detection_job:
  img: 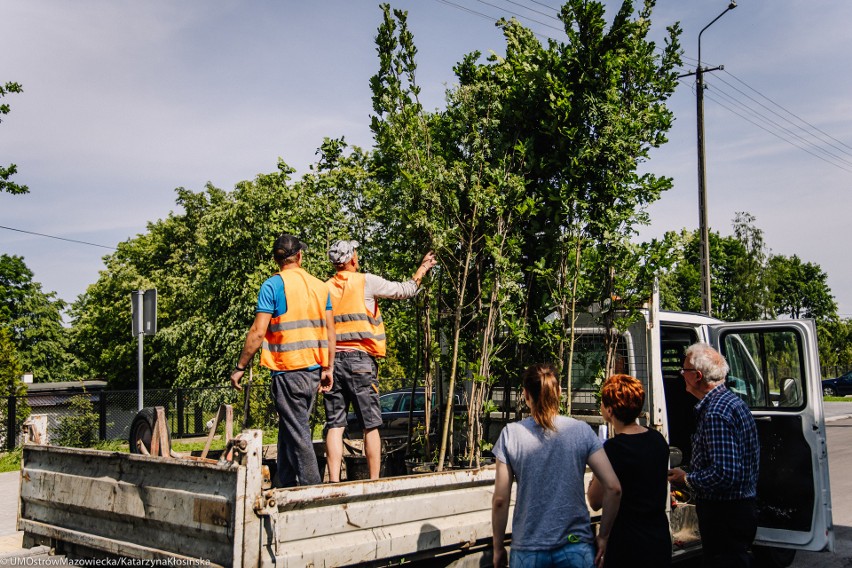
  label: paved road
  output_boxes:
[823,400,852,422]
[0,471,18,538]
[0,470,28,557]
[790,414,852,567]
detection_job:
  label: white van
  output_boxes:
[553,286,834,566]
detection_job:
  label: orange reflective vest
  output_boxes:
[260,268,330,371]
[326,271,386,358]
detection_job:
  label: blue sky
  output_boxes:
[2,1,851,318]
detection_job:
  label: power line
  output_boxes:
[712,74,852,164]
[676,61,852,177]
[524,0,561,11]
[434,0,496,23]
[707,82,852,169]
[432,0,560,41]
[438,0,852,177]
[699,86,852,176]
[501,0,563,23]
[472,0,565,33]
[0,224,118,250]
[681,53,700,66]
[723,70,852,155]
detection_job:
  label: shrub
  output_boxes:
[53,394,99,447]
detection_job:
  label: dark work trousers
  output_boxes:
[271,368,321,487]
[696,498,757,568]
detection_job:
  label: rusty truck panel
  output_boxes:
[18,436,256,567]
[17,430,509,567]
[257,468,502,567]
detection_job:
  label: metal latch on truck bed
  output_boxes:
[253,491,278,516]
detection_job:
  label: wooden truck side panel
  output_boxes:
[259,468,503,567]
[18,430,511,567]
[18,442,248,567]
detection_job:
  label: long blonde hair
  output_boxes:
[523,363,560,431]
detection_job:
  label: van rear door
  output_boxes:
[707,320,833,552]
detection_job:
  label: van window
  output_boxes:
[569,332,630,415]
[399,392,427,412]
[430,394,461,408]
[380,392,402,413]
[660,328,697,383]
[720,329,805,409]
[413,393,426,411]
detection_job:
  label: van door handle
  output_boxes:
[753,416,772,422]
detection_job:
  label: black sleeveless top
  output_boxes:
[602,428,672,568]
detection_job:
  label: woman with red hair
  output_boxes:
[587,374,671,567]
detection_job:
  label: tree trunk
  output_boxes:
[565,234,583,417]
[423,298,433,459]
[437,207,477,471]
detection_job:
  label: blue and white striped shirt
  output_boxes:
[687,384,759,501]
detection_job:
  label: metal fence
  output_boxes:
[4,360,850,452]
[823,366,851,380]
[2,381,277,451]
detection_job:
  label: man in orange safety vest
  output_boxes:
[231,234,335,487]
[324,240,436,480]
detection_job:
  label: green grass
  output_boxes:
[168,428,280,453]
[95,440,130,452]
[0,448,22,473]
[0,427,287,473]
[170,438,227,453]
[824,395,851,402]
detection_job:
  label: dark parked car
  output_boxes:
[346,386,467,437]
[822,371,852,396]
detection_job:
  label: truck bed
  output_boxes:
[18,431,508,567]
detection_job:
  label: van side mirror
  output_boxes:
[669,446,683,468]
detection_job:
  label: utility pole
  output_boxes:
[682,2,737,317]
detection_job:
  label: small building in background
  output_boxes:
[13,381,108,446]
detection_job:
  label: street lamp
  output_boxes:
[696,1,736,317]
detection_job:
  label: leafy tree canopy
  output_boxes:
[69,153,363,389]
[659,212,837,324]
[0,254,70,381]
[819,318,852,373]
[1,81,28,195]
[766,254,836,321]
[0,327,26,398]
[0,326,31,431]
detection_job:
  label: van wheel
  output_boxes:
[129,407,171,454]
[752,545,795,568]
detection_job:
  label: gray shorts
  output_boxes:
[324,350,381,430]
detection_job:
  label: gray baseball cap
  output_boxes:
[328,240,359,265]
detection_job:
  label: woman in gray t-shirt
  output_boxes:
[492,364,622,568]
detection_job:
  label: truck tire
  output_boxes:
[129,407,171,454]
[752,545,796,568]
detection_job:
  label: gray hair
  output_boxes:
[685,342,729,385]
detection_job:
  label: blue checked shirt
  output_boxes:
[687,384,759,500]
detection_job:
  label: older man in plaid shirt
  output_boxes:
[668,342,760,568]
